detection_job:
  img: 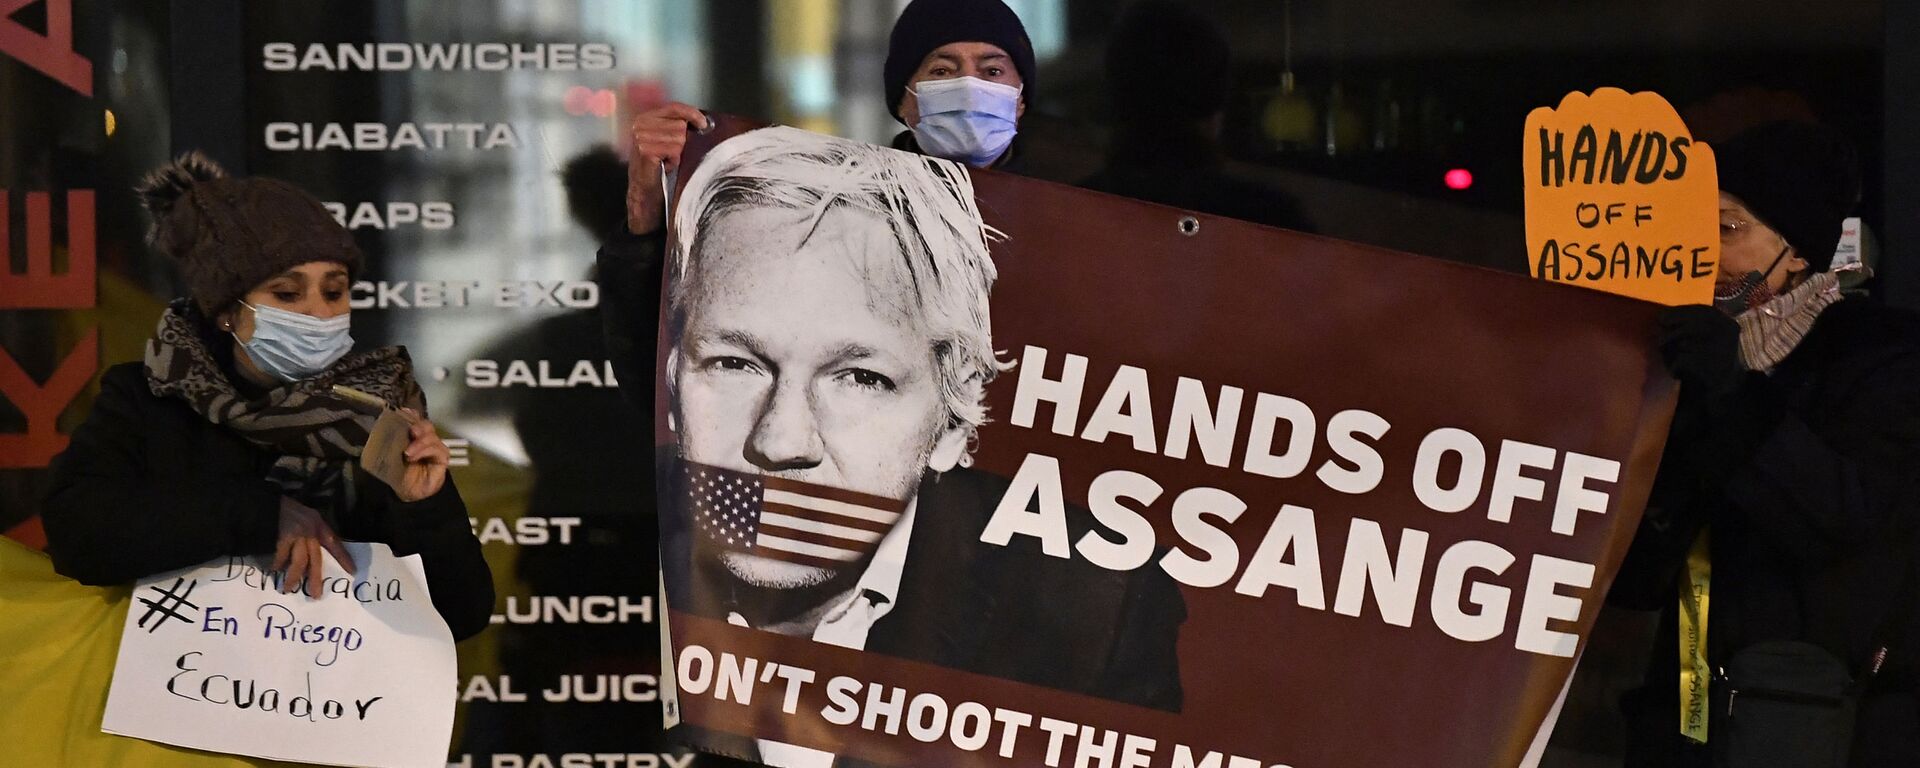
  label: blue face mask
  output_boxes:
[234,302,353,382]
[909,76,1021,168]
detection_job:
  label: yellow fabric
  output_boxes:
[1679,529,1712,743]
[0,538,293,767]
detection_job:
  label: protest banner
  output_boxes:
[102,543,457,768]
[640,118,1678,768]
[1524,87,1720,306]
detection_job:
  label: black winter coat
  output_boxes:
[42,362,495,641]
[1611,298,1920,766]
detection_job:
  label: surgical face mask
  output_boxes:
[1713,244,1791,316]
[909,76,1021,168]
[234,302,353,382]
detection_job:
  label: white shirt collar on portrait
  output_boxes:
[727,498,920,768]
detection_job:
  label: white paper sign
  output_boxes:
[102,543,456,768]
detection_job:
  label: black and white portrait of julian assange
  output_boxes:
[655,126,1183,765]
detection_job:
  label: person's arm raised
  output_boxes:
[600,102,709,410]
[624,102,712,236]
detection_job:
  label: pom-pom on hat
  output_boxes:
[136,151,361,315]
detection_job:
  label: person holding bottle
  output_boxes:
[40,152,493,641]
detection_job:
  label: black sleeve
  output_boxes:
[1605,382,1726,611]
[41,365,281,586]
[1611,342,1920,609]
[344,473,495,642]
[597,226,667,412]
[1725,351,1920,563]
[1606,492,1706,611]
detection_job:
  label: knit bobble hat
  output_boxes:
[884,0,1036,124]
[1715,121,1861,273]
[136,151,361,316]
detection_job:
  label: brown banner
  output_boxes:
[651,116,1675,768]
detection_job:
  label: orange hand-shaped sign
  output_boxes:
[1524,88,1719,306]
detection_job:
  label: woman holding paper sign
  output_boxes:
[40,152,493,642]
[1613,122,1920,766]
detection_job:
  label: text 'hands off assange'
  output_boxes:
[980,346,1626,659]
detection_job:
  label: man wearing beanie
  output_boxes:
[1607,121,1920,766]
[601,0,1039,411]
[879,0,1034,170]
[599,0,1041,508]
[616,0,1034,242]
[593,7,1155,766]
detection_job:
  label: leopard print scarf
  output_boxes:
[143,299,423,513]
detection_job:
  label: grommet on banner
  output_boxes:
[696,111,717,135]
[1178,216,1200,236]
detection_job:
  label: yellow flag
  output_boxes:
[0,538,293,767]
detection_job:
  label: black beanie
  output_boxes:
[884,0,1036,124]
[136,152,362,316]
[1715,121,1860,273]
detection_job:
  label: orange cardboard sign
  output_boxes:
[1524,88,1719,306]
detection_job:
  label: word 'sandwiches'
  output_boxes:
[650,120,1675,768]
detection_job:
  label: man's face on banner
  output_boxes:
[674,204,969,588]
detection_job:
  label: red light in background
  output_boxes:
[589,89,616,117]
[563,86,593,116]
[624,80,668,113]
[1444,168,1474,190]
[564,86,618,117]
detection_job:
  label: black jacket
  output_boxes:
[42,362,495,641]
[1611,298,1920,766]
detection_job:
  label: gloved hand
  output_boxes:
[1656,304,1784,490]
[1658,304,1745,400]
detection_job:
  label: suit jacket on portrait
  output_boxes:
[602,233,1185,765]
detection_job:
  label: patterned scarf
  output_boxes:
[143,299,422,513]
[1736,271,1844,373]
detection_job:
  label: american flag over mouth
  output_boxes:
[679,460,908,570]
